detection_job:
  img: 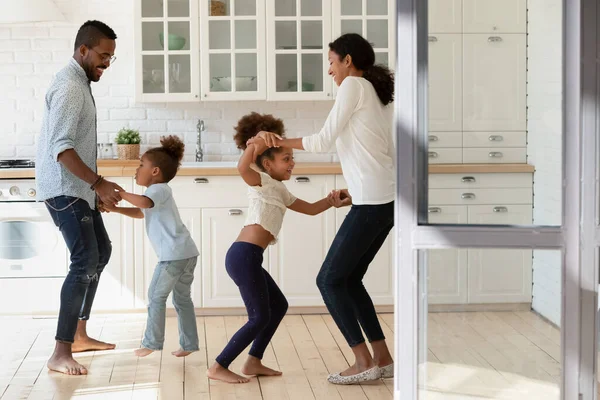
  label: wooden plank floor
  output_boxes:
[0,312,567,400]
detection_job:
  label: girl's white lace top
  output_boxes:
[244,172,297,245]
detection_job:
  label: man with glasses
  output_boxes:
[36,20,122,376]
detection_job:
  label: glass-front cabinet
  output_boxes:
[266,0,332,100]
[136,0,200,101]
[200,0,266,100]
[135,0,395,102]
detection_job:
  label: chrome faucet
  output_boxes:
[196,119,204,162]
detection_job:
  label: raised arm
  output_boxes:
[237,140,269,187]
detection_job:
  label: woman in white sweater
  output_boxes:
[251,33,395,385]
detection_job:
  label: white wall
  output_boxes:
[527,0,563,326]
[0,0,335,162]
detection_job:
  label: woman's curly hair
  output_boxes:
[233,112,286,171]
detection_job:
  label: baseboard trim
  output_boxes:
[428,303,531,312]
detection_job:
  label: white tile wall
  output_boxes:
[0,0,335,162]
[527,0,563,326]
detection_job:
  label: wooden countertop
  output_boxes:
[0,161,535,179]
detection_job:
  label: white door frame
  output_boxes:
[393,0,599,399]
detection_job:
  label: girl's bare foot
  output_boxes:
[134,347,154,357]
[47,354,88,376]
[241,356,282,377]
[171,349,195,357]
[207,362,250,383]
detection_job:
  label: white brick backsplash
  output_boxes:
[528,0,562,326]
[98,120,130,134]
[32,39,70,51]
[0,53,13,63]
[147,108,184,120]
[11,27,49,39]
[110,109,146,120]
[17,121,42,134]
[167,120,200,132]
[16,146,36,158]
[0,146,16,157]
[0,40,31,50]
[129,120,168,133]
[110,85,134,97]
[95,97,129,109]
[16,75,53,89]
[15,52,53,63]
[52,51,73,61]
[0,63,33,75]
[0,28,9,39]
[16,134,35,146]
[0,122,15,134]
[0,76,16,87]
[184,108,222,120]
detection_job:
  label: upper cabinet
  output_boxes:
[462,0,526,33]
[135,0,396,102]
[135,0,200,102]
[200,0,266,100]
[266,0,332,101]
[429,0,462,33]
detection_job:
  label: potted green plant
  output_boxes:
[115,128,141,160]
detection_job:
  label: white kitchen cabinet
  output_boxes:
[200,0,267,100]
[428,148,463,164]
[467,204,533,303]
[94,177,136,311]
[201,207,254,308]
[428,34,462,132]
[428,132,462,148]
[427,205,468,304]
[429,0,462,33]
[334,175,394,305]
[332,0,395,69]
[269,175,336,306]
[135,0,200,102]
[266,0,333,100]
[463,34,526,131]
[463,0,527,33]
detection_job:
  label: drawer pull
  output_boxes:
[194,178,209,184]
[488,36,503,42]
[295,177,310,183]
[228,209,243,216]
[461,176,476,183]
[461,193,476,200]
[428,36,438,42]
[488,151,503,158]
[428,135,439,142]
[493,206,508,213]
[428,207,442,213]
[428,151,438,158]
[488,135,504,142]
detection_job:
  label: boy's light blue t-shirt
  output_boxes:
[142,183,199,262]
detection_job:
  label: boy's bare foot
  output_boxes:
[72,336,116,353]
[207,362,250,383]
[47,354,87,376]
[241,356,282,377]
[171,349,194,357]
[134,347,154,357]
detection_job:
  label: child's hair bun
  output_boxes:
[160,135,185,162]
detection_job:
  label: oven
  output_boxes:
[0,168,68,278]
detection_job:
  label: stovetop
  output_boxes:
[0,159,35,169]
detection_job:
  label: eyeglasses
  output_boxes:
[89,47,117,65]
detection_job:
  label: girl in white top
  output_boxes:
[206,112,349,384]
[252,33,395,385]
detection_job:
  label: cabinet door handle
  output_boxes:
[295,177,310,183]
[488,152,503,158]
[194,178,209,184]
[428,36,438,42]
[461,176,476,183]
[493,206,508,213]
[428,151,438,158]
[428,207,442,213]
[461,193,476,199]
[488,135,504,142]
[228,209,243,216]
[488,36,503,42]
[428,135,439,142]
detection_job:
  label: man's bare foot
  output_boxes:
[134,348,154,357]
[72,336,116,353]
[47,354,88,376]
[171,349,195,357]
[207,362,250,383]
[241,356,282,377]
